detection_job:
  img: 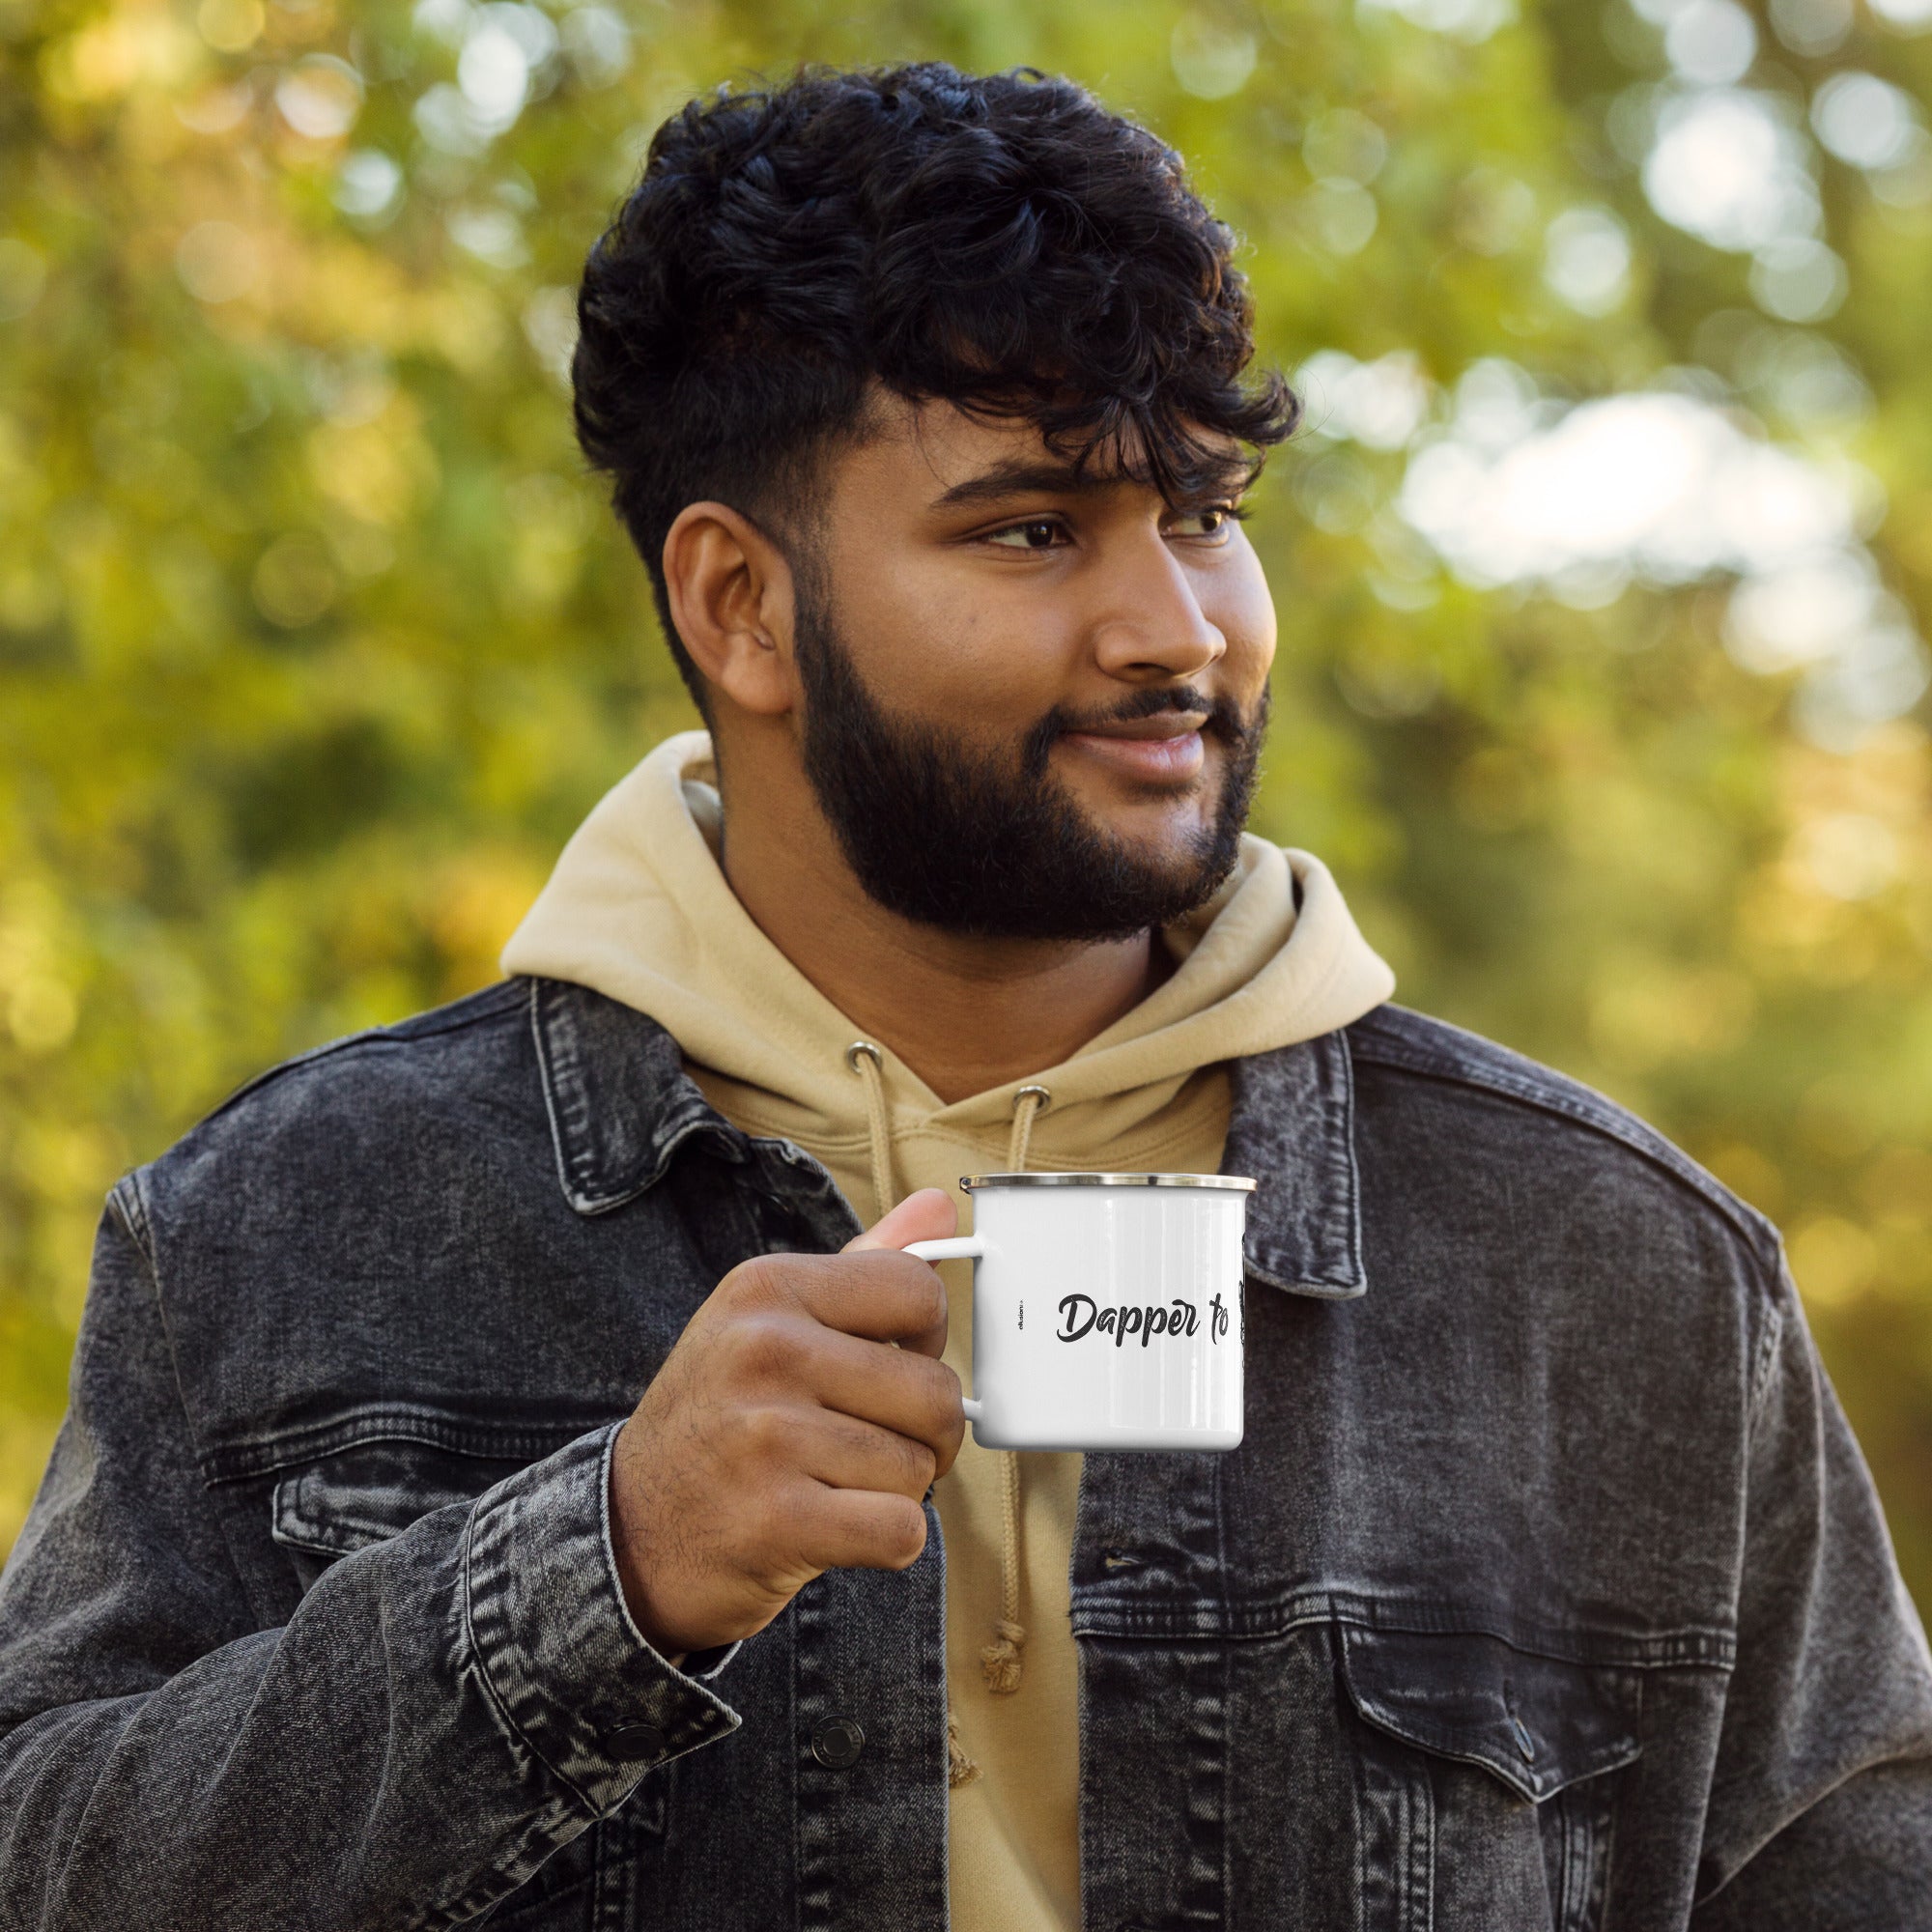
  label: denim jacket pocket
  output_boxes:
[1337,1624,1640,1932]
[270,1437,526,1562]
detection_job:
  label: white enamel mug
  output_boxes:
[905,1172,1256,1452]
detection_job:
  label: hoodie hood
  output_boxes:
[501,729,1395,1197]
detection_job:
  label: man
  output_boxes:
[2,60,1928,1932]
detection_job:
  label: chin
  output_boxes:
[1064,758,1211,815]
[1094,793,1218,850]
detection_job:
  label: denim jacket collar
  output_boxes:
[526,974,1367,1301]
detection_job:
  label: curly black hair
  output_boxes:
[572,62,1297,703]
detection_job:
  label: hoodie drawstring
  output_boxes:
[844,1040,895,1221]
[843,1046,1050,1782]
[979,1083,1049,1695]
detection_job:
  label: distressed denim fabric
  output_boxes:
[2,975,1929,1930]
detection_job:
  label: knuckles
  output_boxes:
[880,1496,929,1568]
[908,1356,966,1448]
[718,1251,807,1310]
[722,1309,809,1385]
[880,1252,949,1331]
[723,1401,799,1465]
[890,1432,938,1496]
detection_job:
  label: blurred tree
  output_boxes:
[2,0,1929,1607]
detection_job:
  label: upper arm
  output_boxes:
[1693,1244,1932,1905]
[1691,1757,1932,1928]
[0,1183,253,1730]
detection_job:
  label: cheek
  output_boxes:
[1204,556,1276,679]
[833,554,1085,704]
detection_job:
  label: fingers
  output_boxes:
[715,1308,963,1475]
[844,1186,955,1254]
[802,1329,965,1475]
[790,1407,941,1500]
[770,1249,950,1356]
[792,1483,930,1574]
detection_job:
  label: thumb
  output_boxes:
[844,1186,957,1254]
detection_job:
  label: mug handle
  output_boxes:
[904,1236,986,1424]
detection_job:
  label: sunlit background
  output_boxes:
[4,0,1931,1609]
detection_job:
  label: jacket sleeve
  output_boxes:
[1689,1243,1932,1923]
[0,1187,740,1932]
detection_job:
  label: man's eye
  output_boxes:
[1171,507,1236,540]
[985,519,1065,550]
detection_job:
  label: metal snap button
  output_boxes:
[1510,1716,1536,1761]
[810,1715,865,1769]
[602,1720,667,1763]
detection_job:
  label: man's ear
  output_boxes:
[661,501,800,717]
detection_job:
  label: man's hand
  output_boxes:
[608,1188,965,1659]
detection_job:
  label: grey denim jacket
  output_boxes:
[3,975,1930,1931]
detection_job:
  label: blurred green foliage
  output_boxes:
[4,0,1931,1616]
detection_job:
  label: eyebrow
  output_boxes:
[929,460,1102,509]
[929,457,1252,511]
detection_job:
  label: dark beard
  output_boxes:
[791,589,1268,941]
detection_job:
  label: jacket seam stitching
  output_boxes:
[1745,1284,1789,1434]
[112,1169,217,1475]
[197,981,525,1131]
[1348,1030,1781,1284]
[527,975,592,1209]
[1070,1598,1738,1666]
[106,1168,260,1622]
[199,1407,619,1485]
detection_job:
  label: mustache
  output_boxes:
[1026,685,1265,768]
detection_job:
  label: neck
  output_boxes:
[715,738,1167,1105]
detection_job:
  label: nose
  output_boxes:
[1087,531,1226,685]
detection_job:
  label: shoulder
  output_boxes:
[121,980,541,1236]
[202,977,531,1133]
[1344,1002,1783,1288]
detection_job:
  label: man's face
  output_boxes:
[786,398,1278,940]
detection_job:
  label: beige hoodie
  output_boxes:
[502,730,1393,1931]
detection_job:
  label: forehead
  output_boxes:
[836,389,1250,504]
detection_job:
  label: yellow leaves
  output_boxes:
[1587,954,1757,1074]
[0,1413,63,1561]
[0,241,46,325]
[1728,721,1932,984]
[1782,718,1932,835]
[176,217,264,303]
[41,0,198,104]
[1892,494,1932,582]
[427,848,546,996]
[502,469,590,611]
[1861,1145,1932,1230]
[272,53,363,143]
[173,75,255,135]
[0,557,60,634]
[0,881,79,1058]
[421,280,510,375]
[15,1119,128,1208]
[287,234,411,342]
[1451,745,1539,831]
[308,391,440,526]
[1786,810,1903,901]
[196,0,263,54]
[1703,1142,1784,1219]
[1790,1215,1881,1310]
[6,978,76,1056]
[251,532,338,628]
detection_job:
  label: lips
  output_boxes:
[1060,723,1207,781]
